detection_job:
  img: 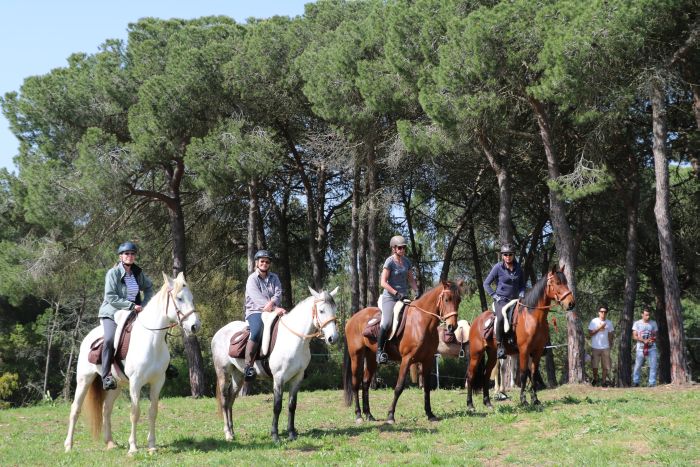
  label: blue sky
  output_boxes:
[0,0,311,173]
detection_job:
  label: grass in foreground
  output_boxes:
[0,384,698,465]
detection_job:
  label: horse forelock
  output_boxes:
[321,290,335,306]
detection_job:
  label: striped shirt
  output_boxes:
[124,273,139,303]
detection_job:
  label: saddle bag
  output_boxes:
[362,313,382,340]
[229,327,250,359]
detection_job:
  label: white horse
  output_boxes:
[64,272,200,454]
[211,287,339,442]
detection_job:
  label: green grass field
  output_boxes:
[1,384,698,465]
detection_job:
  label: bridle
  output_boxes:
[280,298,337,340]
[517,273,572,311]
[137,287,196,332]
[410,288,459,326]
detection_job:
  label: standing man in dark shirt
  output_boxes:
[483,243,526,359]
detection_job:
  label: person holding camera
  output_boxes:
[632,306,658,387]
[376,235,418,364]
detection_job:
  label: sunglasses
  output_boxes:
[395,245,407,250]
[503,253,514,257]
[121,252,136,256]
[258,259,271,264]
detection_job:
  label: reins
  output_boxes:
[409,289,458,324]
[516,273,572,312]
[136,287,195,332]
[279,298,337,340]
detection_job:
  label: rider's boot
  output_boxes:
[376,327,389,364]
[495,318,506,360]
[243,339,260,381]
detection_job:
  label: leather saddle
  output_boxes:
[362,299,409,342]
[228,314,281,361]
[87,309,137,376]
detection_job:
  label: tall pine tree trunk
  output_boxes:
[468,218,488,311]
[650,78,691,384]
[617,158,640,387]
[366,145,379,306]
[529,96,584,384]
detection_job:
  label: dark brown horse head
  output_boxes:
[547,264,575,310]
[438,280,462,332]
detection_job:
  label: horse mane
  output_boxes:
[521,271,567,311]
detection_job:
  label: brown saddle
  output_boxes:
[482,306,521,343]
[362,306,409,342]
[228,316,281,375]
[87,311,138,373]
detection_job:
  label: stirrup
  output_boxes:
[496,344,506,360]
[244,364,256,381]
[376,351,388,364]
[102,375,117,391]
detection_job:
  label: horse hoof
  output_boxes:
[272,434,280,444]
[386,418,395,425]
[467,406,475,413]
[367,414,376,422]
[128,449,137,457]
[148,447,157,455]
[225,433,234,441]
[288,431,298,441]
[485,403,493,410]
[533,399,541,406]
[64,445,72,453]
[428,416,439,422]
[106,441,117,450]
[355,417,363,425]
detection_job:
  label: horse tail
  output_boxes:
[342,335,354,407]
[83,377,105,439]
[215,379,223,416]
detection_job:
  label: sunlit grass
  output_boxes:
[0,384,697,465]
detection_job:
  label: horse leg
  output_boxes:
[420,359,438,422]
[349,350,364,423]
[518,351,529,406]
[64,372,95,452]
[102,386,120,450]
[530,353,543,406]
[127,384,142,455]
[466,351,480,412]
[146,376,165,453]
[483,350,498,409]
[386,356,412,424]
[215,364,236,441]
[286,372,305,441]
[271,378,284,443]
[362,353,377,421]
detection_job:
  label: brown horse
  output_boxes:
[467,265,575,409]
[344,281,462,423]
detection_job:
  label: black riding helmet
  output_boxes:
[500,243,515,254]
[118,241,138,254]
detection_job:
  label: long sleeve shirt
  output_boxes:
[483,261,526,301]
[244,270,282,318]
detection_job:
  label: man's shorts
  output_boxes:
[591,348,611,371]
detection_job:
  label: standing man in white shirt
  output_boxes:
[588,303,615,387]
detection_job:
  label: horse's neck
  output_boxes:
[136,290,171,331]
[284,298,315,338]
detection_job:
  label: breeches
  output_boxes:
[379,295,399,330]
[100,317,117,378]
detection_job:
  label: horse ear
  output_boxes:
[329,286,339,297]
[308,286,320,298]
[550,263,557,274]
[162,272,173,289]
[560,264,566,274]
[176,271,186,284]
[456,279,466,294]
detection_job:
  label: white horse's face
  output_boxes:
[310,286,340,345]
[164,272,201,336]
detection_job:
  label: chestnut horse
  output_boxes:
[467,266,574,408]
[344,281,461,424]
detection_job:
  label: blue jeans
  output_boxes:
[246,312,263,344]
[633,347,658,386]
